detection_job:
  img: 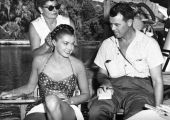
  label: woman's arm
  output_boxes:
[67,59,90,105]
[29,23,50,57]
[0,56,40,98]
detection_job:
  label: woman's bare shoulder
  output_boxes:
[70,56,85,69]
[33,53,52,66]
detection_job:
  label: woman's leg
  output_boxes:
[45,95,76,120]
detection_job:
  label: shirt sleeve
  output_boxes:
[94,42,107,70]
[146,38,164,69]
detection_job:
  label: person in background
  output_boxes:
[126,104,170,120]
[29,0,75,56]
[88,2,164,120]
[163,0,170,50]
[161,0,170,72]
[0,24,90,120]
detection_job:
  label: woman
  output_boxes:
[29,0,75,56]
[0,24,90,120]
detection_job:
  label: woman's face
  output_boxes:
[40,0,60,19]
[54,34,75,58]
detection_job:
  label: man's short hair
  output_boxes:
[109,2,135,21]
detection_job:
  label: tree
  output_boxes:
[0,0,38,39]
[0,0,105,42]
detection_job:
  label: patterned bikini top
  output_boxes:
[38,54,78,101]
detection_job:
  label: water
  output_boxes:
[0,45,33,92]
[0,45,98,93]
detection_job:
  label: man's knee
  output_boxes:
[89,106,114,120]
[89,104,103,117]
[88,99,117,120]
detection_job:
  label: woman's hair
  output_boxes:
[109,2,135,21]
[35,0,55,8]
[51,24,74,41]
[34,0,57,13]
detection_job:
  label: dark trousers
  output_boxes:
[88,76,155,120]
[24,113,48,120]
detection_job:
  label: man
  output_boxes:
[88,2,164,120]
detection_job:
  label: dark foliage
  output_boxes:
[0,0,105,42]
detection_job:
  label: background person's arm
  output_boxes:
[69,18,78,46]
[29,23,50,57]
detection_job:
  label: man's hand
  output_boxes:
[97,85,114,100]
[98,86,113,93]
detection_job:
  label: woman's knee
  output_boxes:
[45,95,60,112]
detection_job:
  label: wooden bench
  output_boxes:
[0,97,37,120]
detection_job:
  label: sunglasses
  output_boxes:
[43,4,61,11]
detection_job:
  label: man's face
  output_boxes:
[109,13,130,39]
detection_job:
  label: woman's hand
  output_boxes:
[46,90,67,100]
[45,33,54,51]
[0,91,15,99]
